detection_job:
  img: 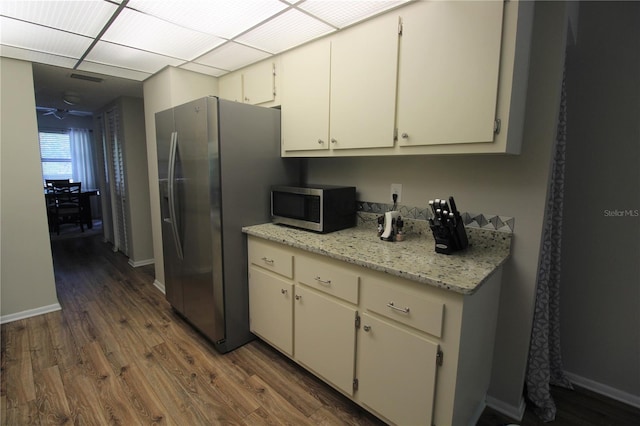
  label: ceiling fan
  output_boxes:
[36,106,92,120]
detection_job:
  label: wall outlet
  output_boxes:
[391,183,402,203]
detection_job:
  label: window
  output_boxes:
[39,130,72,180]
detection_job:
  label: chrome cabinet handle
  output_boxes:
[281,289,287,295]
[363,325,371,332]
[261,257,274,265]
[401,133,409,139]
[314,276,331,286]
[295,295,302,300]
[318,139,324,144]
[387,302,410,314]
[331,138,337,144]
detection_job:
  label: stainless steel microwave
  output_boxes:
[271,185,356,233]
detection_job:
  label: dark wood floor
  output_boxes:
[2,232,639,425]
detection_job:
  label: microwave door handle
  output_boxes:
[167,131,184,260]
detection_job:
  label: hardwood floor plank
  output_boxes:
[59,367,112,426]
[132,346,213,425]
[248,340,384,426]
[2,320,36,407]
[245,374,314,426]
[117,362,172,425]
[82,300,131,373]
[149,342,247,425]
[209,373,261,420]
[231,342,322,417]
[28,313,58,372]
[33,365,72,425]
[4,400,41,425]
[44,311,82,373]
[80,341,142,425]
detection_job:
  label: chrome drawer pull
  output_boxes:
[314,276,332,285]
[387,302,410,314]
[281,289,287,295]
[261,257,274,265]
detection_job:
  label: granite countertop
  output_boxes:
[243,216,512,295]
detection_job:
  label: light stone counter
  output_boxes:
[243,216,512,295]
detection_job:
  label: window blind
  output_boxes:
[39,131,72,180]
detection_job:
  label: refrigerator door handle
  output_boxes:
[167,131,184,260]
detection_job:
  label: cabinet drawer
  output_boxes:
[364,278,444,337]
[296,255,359,304]
[248,237,293,279]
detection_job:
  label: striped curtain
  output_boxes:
[525,71,573,421]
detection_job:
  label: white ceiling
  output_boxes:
[1,0,411,113]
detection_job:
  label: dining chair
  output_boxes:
[45,179,70,191]
[49,182,84,235]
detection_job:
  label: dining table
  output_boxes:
[45,188,100,229]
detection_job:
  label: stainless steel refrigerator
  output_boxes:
[156,96,299,353]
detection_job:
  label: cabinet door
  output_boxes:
[330,13,399,150]
[294,286,357,395]
[397,1,504,147]
[248,266,293,355]
[358,313,438,426]
[219,73,242,102]
[243,61,275,105]
[281,40,331,152]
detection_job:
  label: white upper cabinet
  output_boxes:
[281,13,399,154]
[218,60,277,106]
[280,0,533,157]
[218,72,242,103]
[396,1,504,147]
[329,12,399,150]
[281,39,331,152]
[243,61,275,105]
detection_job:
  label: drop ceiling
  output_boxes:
[1,0,411,82]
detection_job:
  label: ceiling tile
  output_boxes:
[236,8,334,54]
[194,42,271,72]
[179,62,228,78]
[126,0,289,39]
[0,0,117,37]
[76,61,152,82]
[85,41,183,75]
[0,17,92,58]
[0,45,77,69]
[299,0,410,28]
[101,8,225,60]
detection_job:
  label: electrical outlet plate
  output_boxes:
[391,183,402,203]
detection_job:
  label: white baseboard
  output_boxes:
[0,302,62,324]
[128,258,155,268]
[486,394,526,422]
[565,371,640,409]
[153,279,165,294]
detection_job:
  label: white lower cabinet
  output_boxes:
[294,286,357,395]
[358,313,439,426]
[248,266,293,356]
[247,235,502,426]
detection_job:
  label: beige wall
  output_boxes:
[305,2,568,416]
[0,58,60,321]
[142,67,217,289]
[561,1,640,403]
[119,96,154,265]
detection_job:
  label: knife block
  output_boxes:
[429,220,468,255]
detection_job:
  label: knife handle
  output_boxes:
[449,196,459,215]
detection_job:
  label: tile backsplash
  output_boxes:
[357,201,515,233]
